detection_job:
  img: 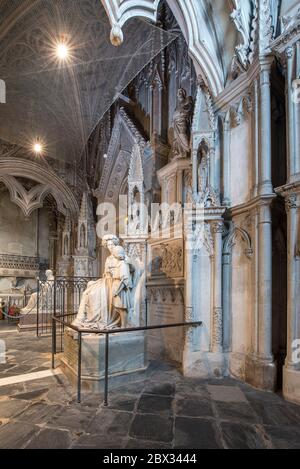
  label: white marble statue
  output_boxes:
[20,269,54,315]
[72,235,135,330]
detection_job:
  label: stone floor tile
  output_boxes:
[0,421,39,449]
[87,408,133,436]
[0,398,30,419]
[220,422,267,449]
[249,402,300,426]
[15,402,62,425]
[24,428,72,449]
[174,396,214,418]
[143,382,175,396]
[130,414,173,443]
[264,425,300,449]
[137,394,173,415]
[107,394,139,412]
[71,434,127,449]
[47,405,96,433]
[174,417,220,449]
[13,388,49,401]
[207,385,248,403]
[125,438,172,449]
[215,401,261,424]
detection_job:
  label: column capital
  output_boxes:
[259,54,274,72]
[285,46,294,59]
[212,221,224,235]
[285,193,298,213]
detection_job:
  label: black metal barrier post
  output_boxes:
[51,317,56,369]
[104,333,109,406]
[36,277,40,337]
[77,331,82,403]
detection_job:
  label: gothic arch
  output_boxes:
[223,225,253,259]
[0,158,79,217]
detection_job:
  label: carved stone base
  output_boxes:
[283,366,300,405]
[245,354,277,391]
[18,311,52,332]
[182,350,228,379]
[61,330,147,392]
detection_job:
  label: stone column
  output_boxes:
[286,47,295,180]
[183,226,195,363]
[245,56,276,391]
[222,250,231,352]
[258,56,273,195]
[192,149,198,195]
[294,43,300,175]
[285,193,298,368]
[222,114,231,206]
[252,79,259,198]
[257,202,273,360]
[282,192,300,404]
[245,200,276,390]
[212,222,223,353]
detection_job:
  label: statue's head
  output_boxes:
[177,88,186,102]
[102,234,120,250]
[113,245,125,260]
[45,270,54,280]
[11,277,17,287]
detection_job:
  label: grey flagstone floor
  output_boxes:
[0,322,300,449]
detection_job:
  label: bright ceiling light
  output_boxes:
[33,142,43,154]
[56,43,69,60]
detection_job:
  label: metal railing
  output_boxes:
[36,276,98,336]
[51,315,202,406]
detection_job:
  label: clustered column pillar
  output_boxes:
[245,56,276,390]
[285,194,298,369]
[273,39,300,404]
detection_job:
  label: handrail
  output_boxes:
[51,315,202,406]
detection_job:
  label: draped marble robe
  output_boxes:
[72,249,133,329]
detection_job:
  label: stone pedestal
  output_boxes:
[18,310,52,332]
[61,330,147,391]
[183,207,227,379]
[18,311,37,331]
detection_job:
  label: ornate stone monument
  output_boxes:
[18,269,54,331]
[62,235,147,390]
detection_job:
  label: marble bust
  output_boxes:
[72,235,135,330]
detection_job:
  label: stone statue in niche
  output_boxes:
[72,235,142,330]
[198,143,209,195]
[171,88,193,160]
